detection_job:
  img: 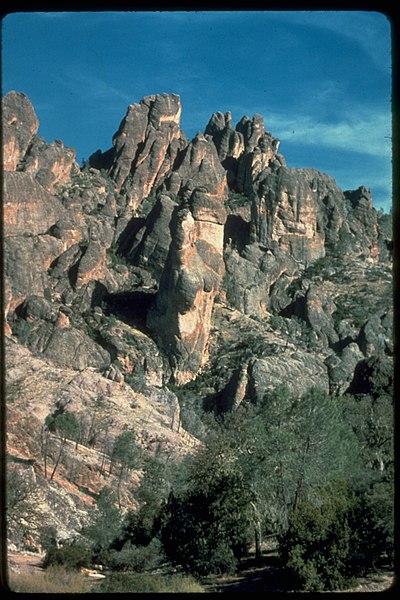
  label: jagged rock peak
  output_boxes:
[2,91,39,171]
[90,92,188,208]
[2,90,77,192]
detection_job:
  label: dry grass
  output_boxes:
[97,571,206,593]
[8,565,94,593]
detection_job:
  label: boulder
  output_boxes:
[22,136,77,193]
[247,349,329,400]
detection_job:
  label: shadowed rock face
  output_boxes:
[4,171,65,237]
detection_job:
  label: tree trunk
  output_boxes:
[50,437,65,480]
[292,435,311,514]
[117,464,124,509]
[250,501,262,561]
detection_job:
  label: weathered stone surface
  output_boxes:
[90,94,187,209]
[40,325,111,371]
[22,136,77,193]
[164,130,228,201]
[348,353,393,397]
[6,337,197,544]
[145,130,229,382]
[325,343,365,396]
[358,311,392,356]
[124,194,179,281]
[251,167,346,264]
[2,91,39,171]
[148,203,227,383]
[247,349,329,400]
[341,186,380,258]
[3,89,392,391]
[4,171,65,237]
[75,241,108,289]
[205,111,245,162]
[223,242,298,317]
[206,110,283,191]
[20,295,59,323]
[4,235,64,309]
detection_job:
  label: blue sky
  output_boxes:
[2,10,392,211]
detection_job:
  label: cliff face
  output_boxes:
[3,91,392,544]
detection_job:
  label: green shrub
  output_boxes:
[108,539,163,572]
[12,318,34,346]
[97,572,205,593]
[279,488,351,591]
[279,480,393,591]
[161,472,253,576]
[42,542,92,571]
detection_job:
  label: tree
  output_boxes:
[278,481,353,591]
[279,478,393,591]
[197,385,362,552]
[44,412,80,480]
[111,430,140,508]
[161,471,253,576]
[7,467,42,546]
[83,487,123,564]
[115,457,170,549]
[341,393,393,475]
[239,386,361,532]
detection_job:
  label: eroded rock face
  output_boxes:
[4,171,65,237]
[205,110,283,191]
[3,89,392,390]
[4,235,64,311]
[2,91,39,171]
[251,168,346,263]
[247,350,329,400]
[90,94,187,209]
[140,132,229,381]
[21,136,77,193]
[3,91,78,192]
[148,189,227,383]
[124,194,179,281]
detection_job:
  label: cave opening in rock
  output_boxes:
[102,290,156,332]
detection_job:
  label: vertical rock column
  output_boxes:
[148,134,228,383]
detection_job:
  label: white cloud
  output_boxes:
[264,108,392,159]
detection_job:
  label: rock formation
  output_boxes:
[89,93,187,209]
[147,131,228,382]
[3,89,392,545]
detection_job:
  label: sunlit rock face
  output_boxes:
[2,91,39,171]
[89,93,188,209]
[143,127,229,383]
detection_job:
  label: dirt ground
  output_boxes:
[6,551,46,578]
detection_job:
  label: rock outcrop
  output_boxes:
[3,89,392,549]
[89,93,187,209]
[2,91,39,171]
[146,131,228,382]
[3,89,392,390]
